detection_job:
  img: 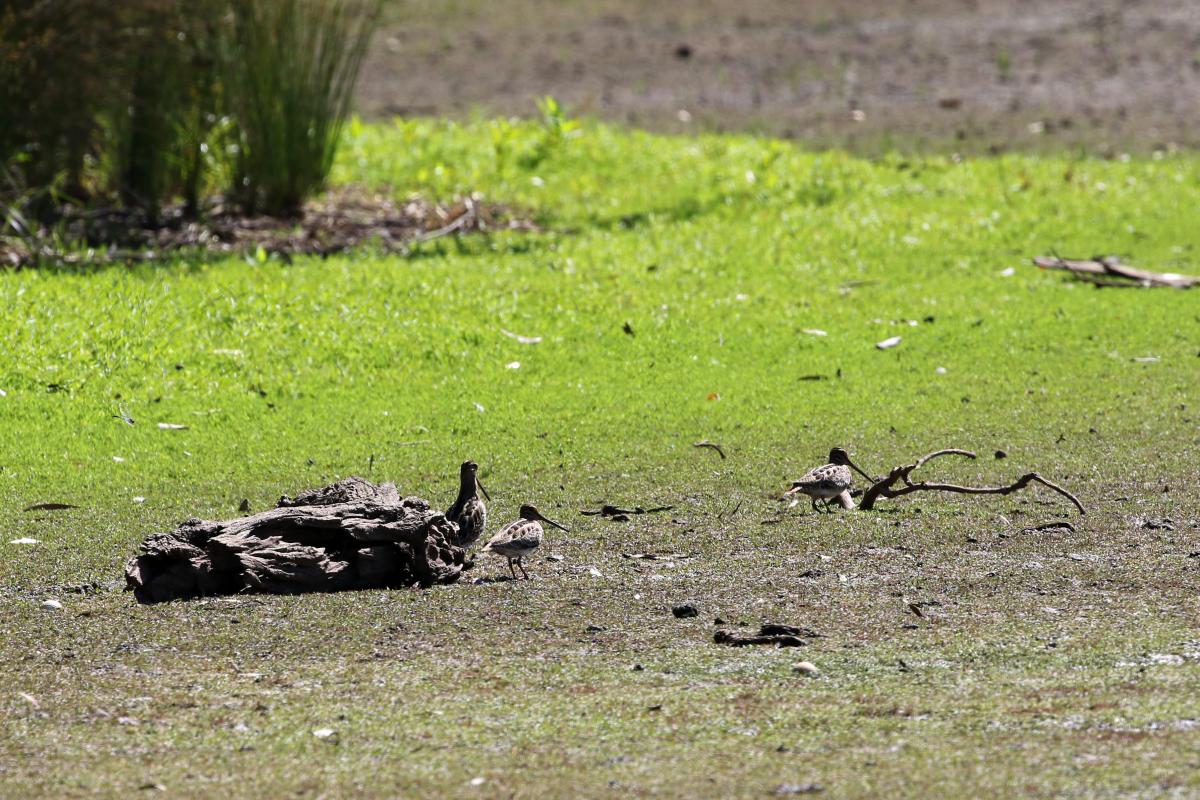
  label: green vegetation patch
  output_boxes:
[2,119,1199,797]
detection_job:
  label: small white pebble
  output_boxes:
[876,336,902,350]
[801,329,827,337]
[312,728,336,739]
[41,599,63,610]
[505,362,520,370]
[470,777,486,787]
[133,496,146,504]
[999,267,1016,277]
[676,108,692,123]
[112,456,126,463]
[935,367,947,375]
[793,661,820,676]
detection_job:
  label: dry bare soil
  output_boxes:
[362,0,1200,152]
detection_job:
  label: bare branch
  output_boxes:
[913,448,976,471]
[859,449,1085,515]
[1033,256,1198,289]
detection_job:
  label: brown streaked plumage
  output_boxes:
[446,460,489,548]
[786,448,873,513]
[481,504,567,580]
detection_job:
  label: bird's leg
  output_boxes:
[507,557,517,580]
[517,557,529,580]
[822,498,834,511]
[810,498,821,514]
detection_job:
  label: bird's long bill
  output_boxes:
[476,478,491,501]
[540,514,569,532]
[847,458,874,483]
[783,483,803,495]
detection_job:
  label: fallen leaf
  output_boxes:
[774,782,823,795]
[500,329,541,344]
[706,392,720,401]
[622,321,635,336]
[801,329,827,337]
[876,336,902,350]
[18,692,39,708]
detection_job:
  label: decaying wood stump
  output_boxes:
[125,477,466,604]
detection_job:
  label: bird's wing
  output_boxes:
[466,500,486,533]
[486,520,542,550]
[795,464,851,490]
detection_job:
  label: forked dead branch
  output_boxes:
[857,448,1085,514]
[1033,255,1198,289]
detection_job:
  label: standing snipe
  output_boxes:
[786,448,872,512]
[481,504,567,580]
[446,460,489,548]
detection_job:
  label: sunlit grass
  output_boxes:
[1,119,1199,797]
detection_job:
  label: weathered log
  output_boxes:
[125,477,466,603]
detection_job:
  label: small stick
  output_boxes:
[693,440,726,459]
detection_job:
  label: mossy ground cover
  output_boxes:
[1,119,1198,797]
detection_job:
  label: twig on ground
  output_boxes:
[1023,521,1078,533]
[693,440,726,459]
[1033,255,1198,289]
[858,448,1085,514]
[580,504,674,519]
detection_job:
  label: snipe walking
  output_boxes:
[786,448,873,512]
[481,504,567,580]
[446,460,490,548]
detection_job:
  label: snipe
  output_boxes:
[446,460,489,548]
[481,504,567,580]
[786,448,872,513]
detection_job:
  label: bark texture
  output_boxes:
[125,477,465,603]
